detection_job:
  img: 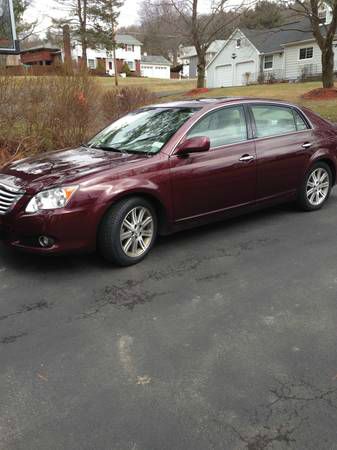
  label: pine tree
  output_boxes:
[89,0,124,85]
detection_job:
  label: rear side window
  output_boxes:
[251,105,298,138]
[187,106,247,148]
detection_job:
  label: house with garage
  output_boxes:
[206,5,337,87]
[140,55,171,79]
[72,34,143,76]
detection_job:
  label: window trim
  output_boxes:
[248,103,311,140]
[299,47,314,61]
[170,102,312,156]
[236,38,241,48]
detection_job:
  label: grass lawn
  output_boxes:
[95,76,196,94]
[97,77,337,121]
[172,81,337,122]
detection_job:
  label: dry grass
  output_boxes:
[96,76,196,94]
[176,81,337,122]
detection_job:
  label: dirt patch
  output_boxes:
[302,88,337,100]
[185,87,209,96]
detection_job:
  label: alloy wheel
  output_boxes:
[306,167,330,206]
[120,206,154,258]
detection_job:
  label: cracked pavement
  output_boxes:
[1,194,337,449]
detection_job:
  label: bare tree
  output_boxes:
[287,0,337,88]
[162,0,247,87]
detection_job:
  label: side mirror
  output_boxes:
[176,136,210,156]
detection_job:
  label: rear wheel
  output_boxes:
[298,162,332,211]
[98,197,157,266]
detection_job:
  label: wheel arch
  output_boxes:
[99,190,171,236]
[312,157,336,185]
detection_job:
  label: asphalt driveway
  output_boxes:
[1,194,337,450]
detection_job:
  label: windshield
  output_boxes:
[88,107,199,154]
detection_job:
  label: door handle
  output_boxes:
[239,154,255,162]
[302,142,312,149]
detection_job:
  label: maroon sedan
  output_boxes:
[0,97,336,265]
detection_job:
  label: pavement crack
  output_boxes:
[0,332,28,344]
[0,300,51,322]
[79,280,172,318]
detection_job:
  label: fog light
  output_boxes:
[38,236,54,248]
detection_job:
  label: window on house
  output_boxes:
[187,106,247,148]
[236,38,241,48]
[127,61,135,70]
[108,61,113,70]
[264,55,273,69]
[88,59,95,69]
[299,47,313,60]
[127,45,134,52]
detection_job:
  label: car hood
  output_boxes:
[0,146,148,193]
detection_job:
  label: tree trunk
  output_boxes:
[113,45,118,87]
[321,45,334,88]
[81,39,88,69]
[197,53,206,88]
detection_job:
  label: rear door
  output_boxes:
[169,105,257,221]
[249,103,314,201]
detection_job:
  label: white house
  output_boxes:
[206,5,337,88]
[72,34,143,76]
[140,55,171,79]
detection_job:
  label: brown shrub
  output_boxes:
[0,74,102,167]
[101,86,157,123]
[0,77,157,168]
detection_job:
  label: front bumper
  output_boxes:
[0,199,100,254]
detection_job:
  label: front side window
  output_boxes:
[187,106,247,148]
[236,39,241,48]
[88,107,199,154]
[251,105,300,137]
[299,47,313,60]
[264,55,273,69]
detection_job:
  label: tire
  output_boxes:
[298,161,332,211]
[98,197,157,266]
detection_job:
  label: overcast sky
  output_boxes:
[25,0,214,36]
[25,0,140,36]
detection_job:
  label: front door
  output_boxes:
[169,105,257,222]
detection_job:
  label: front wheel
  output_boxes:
[98,197,157,266]
[298,162,332,211]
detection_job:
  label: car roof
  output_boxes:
[153,97,297,110]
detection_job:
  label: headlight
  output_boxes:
[26,186,78,213]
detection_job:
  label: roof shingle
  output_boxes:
[241,18,314,53]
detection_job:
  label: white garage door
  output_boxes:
[215,64,232,87]
[235,61,255,86]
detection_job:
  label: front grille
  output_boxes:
[0,185,24,215]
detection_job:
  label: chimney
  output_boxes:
[63,25,72,70]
